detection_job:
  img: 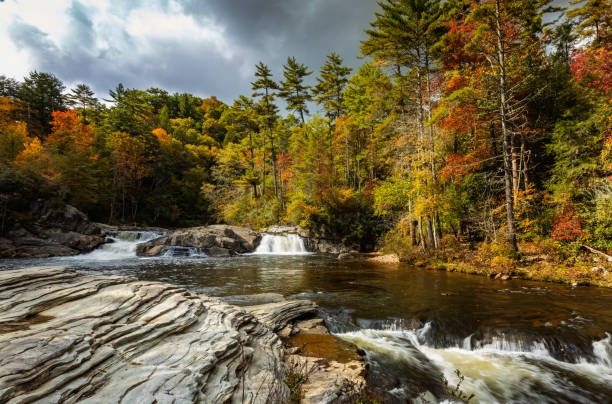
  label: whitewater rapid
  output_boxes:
[73,231,166,261]
[337,324,612,403]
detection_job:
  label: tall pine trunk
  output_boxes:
[495,0,518,251]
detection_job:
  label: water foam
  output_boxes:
[337,323,612,403]
[252,233,310,255]
[71,231,164,261]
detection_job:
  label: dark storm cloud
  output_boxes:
[5,0,379,107]
[181,0,379,74]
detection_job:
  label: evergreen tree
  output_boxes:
[0,75,20,98]
[18,71,66,137]
[67,84,99,124]
[251,62,280,198]
[313,53,352,125]
[567,0,611,44]
[279,57,312,125]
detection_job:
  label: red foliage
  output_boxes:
[440,148,488,182]
[571,46,612,96]
[551,204,584,242]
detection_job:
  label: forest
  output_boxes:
[1,0,610,270]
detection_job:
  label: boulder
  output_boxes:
[0,200,104,258]
[137,225,261,257]
[265,225,310,238]
[0,266,332,403]
[308,238,354,254]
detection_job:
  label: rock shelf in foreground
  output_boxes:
[0,266,366,403]
[0,266,306,403]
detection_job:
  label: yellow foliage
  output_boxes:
[15,137,59,180]
[0,122,28,161]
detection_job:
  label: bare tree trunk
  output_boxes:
[248,129,257,198]
[262,132,266,196]
[426,216,435,250]
[408,198,416,247]
[270,133,279,200]
[345,128,350,186]
[511,133,519,202]
[418,216,427,251]
[521,134,529,190]
[495,0,518,251]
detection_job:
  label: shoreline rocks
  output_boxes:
[0,266,368,403]
[0,200,104,258]
[366,253,401,264]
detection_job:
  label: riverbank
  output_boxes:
[384,240,612,288]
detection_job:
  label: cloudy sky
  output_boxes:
[1,0,380,104]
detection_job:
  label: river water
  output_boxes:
[1,232,611,403]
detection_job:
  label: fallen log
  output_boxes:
[581,245,612,262]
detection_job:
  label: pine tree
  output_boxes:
[251,62,280,199]
[313,53,352,125]
[67,84,98,124]
[18,71,66,137]
[279,57,312,125]
[567,0,611,44]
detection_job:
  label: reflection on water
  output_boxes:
[1,253,611,402]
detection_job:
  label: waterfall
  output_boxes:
[74,231,165,261]
[252,233,309,255]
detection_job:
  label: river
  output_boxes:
[1,231,611,403]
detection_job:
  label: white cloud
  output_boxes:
[0,0,242,83]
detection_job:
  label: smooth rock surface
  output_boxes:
[0,266,328,403]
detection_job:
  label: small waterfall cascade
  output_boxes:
[253,233,309,255]
[161,246,207,258]
[76,231,165,261]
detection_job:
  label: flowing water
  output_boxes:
[1,233,611,403]
[252,233,309,255]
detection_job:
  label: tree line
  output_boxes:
[1,0,610,253]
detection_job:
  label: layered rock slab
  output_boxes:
[0,266,293,403]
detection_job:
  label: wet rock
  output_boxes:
[337,253,355,260]
[137,225,261,257]
[294,318,329,335]
[0,266,300,403]
[265,225,310,238]
[207,246,232,257]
